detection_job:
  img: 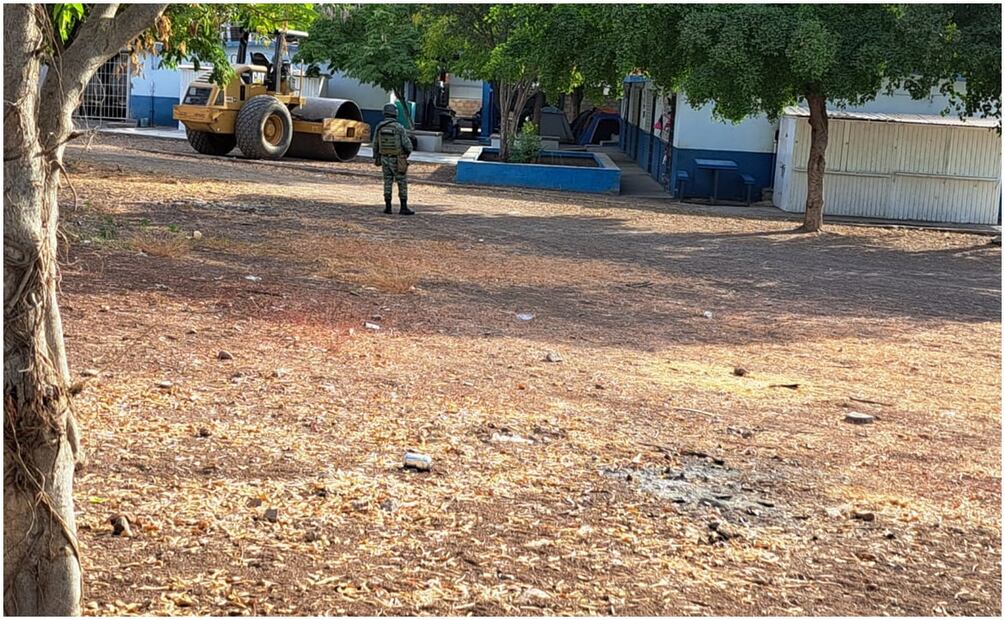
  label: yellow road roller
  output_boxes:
[173,29,370,162]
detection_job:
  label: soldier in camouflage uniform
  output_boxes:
[373,103,414,215]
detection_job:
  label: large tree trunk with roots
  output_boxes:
[4,4,167,615]
[497,79,536,162]
[801,93,829,232]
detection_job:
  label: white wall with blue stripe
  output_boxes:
[127,41,391,132]
[620,76,963,202]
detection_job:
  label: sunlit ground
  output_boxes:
[62,134,1000,615]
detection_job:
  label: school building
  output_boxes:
[619,76,1001,225]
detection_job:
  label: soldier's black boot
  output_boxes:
[399,198,414,216]
[383,197,393,214]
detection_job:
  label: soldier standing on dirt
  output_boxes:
[373,103,414,215]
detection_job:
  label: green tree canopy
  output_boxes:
[295,3,425,126]
[420,4,625,160]
[631,4,1001,231]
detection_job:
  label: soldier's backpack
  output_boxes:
[377,122,402,156]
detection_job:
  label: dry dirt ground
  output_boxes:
[58,134,1000,616]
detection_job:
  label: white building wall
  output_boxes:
[775,115,1001,224]
[130,53,180,99]
[674,84,968,154]
[673,95,777,152]
[323,72,390,109]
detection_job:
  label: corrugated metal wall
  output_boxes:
[777,116,1001,224]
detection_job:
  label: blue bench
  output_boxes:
[740,174,755,206]
[675,170,690,198]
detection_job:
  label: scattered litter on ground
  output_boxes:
[403,451,432,471]
[849,396,892,407]
[490,432,535,445]
[845,412,875,424]
[109,515,132,537]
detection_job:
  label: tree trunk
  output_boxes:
[498,81,514,161]
[4,4,168,615]
[497,81,535,162]
[802,93,828,232]
[532,91,544,128]
[4,6,81,615]
[392,86,412,130]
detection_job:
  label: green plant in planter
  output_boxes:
[508,122,542,163]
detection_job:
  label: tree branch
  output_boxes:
[38,3,168,149]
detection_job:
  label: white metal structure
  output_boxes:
[773,107,1001,224]
[77,51,132,122]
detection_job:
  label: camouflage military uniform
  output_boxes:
[373,103,414,215]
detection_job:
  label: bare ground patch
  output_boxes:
[58,135,1001,616]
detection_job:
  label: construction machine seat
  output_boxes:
[250,52,271,73]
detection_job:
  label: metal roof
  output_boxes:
[782,106,999,128]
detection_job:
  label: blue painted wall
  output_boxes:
[457,148,620,194]
[128,95,178,126]
[651,137,668,188]
[670,148,773,201]
[637,130,652,173]
[360,109,384,135]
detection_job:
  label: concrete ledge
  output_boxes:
[412,130,443,152]
[455,146,621,194]
[489,133,560,150]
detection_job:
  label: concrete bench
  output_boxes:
[740,173,755,206]
[489,133,560,151]
[675,170,690,198]
[411,130,443,153]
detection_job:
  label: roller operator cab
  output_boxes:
[172,29,371,162]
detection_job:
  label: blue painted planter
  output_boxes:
[455,147,621,194]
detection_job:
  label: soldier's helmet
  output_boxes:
[383,103,398,118]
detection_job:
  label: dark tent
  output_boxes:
[576,108,622,145]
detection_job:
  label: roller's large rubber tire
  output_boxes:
[286,132,361,162]
[186,129,236,156]
[235,95,293,160]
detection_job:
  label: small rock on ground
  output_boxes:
[544,351,563,363]
[304,529,322,542]
[217,350,234,360]
[519,588,551,604]
[110,515,132,537]
[845,412,875,424]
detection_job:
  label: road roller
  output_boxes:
[172,29,370,162]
